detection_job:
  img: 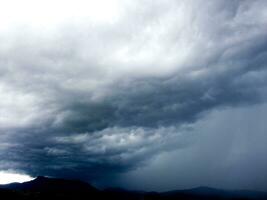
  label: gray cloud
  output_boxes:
[0,0,267,190]
[119,104,267,192]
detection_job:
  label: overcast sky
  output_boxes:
[0,0,267,191]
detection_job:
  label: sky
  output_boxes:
[0,0,267,191]
[0,171,32,184]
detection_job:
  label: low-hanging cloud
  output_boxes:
[0,0,267,187]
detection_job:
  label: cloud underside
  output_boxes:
[0,0,267,185]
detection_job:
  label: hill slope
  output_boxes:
[1,177,267,200]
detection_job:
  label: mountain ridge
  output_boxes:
[1,176,267,200]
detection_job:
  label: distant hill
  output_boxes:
[1,176,97,192]
[161,186,267,200]
[0,176,98,200]
[1,176,267,200]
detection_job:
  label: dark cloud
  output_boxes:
[0,0,267,190]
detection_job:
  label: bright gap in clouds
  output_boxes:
[0,171,33,184]
[0,0,121,29]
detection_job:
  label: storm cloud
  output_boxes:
[0,0,267,190]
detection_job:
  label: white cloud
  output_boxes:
[0,171,33,184]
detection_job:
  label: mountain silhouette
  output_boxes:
[161,186,267,200]
[3,176,97,192]
[0,176,98,200]
[1,176,267,200]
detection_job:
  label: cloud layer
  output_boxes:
[0,0,267,189]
